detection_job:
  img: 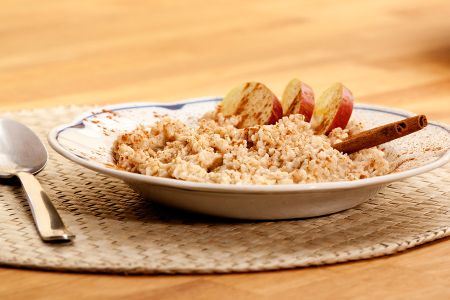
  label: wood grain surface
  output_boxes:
[1,0,449,299]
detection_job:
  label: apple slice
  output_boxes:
[311,83,354,135]
[222,82,283,128]
[281,79,315,122]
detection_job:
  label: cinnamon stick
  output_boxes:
[332,115,428,154]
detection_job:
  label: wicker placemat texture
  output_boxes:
[0,106,449,274]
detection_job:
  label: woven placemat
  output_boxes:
[0,106,449,274]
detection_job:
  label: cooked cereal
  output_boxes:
[112,108,389,184]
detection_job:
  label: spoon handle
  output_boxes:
[17,171,74,242]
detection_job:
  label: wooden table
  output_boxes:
[1,1,449,299]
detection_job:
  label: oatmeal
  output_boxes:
[112,109,390,184]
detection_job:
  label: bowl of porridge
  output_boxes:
[48,97,450,219]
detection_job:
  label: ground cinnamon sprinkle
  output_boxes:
[112,109,390,184]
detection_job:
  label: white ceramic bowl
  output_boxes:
[48,98,450,220]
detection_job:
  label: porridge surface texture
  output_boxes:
[113,110,390,185]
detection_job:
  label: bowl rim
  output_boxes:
[48,97,450,193]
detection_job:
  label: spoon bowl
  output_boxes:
[0,118,47,177]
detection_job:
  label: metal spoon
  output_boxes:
[0,118,74,242]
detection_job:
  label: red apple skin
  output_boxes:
[298,83,315,122]
[282,80,315,122]
[325,86,354,134]
[267,97,283,125]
